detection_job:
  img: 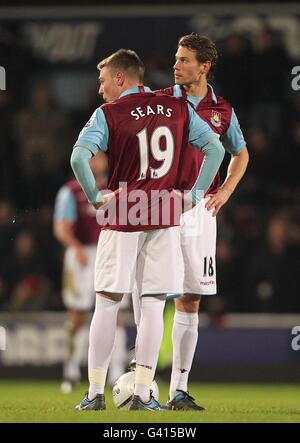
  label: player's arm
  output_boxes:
[187,104,225,204]
[70,108,119,209]
[54,220,88,266]
[70,147,102,207]
[206,109,249,216]
[53,187,88,266]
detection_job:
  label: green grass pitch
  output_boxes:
[0,381,299,423]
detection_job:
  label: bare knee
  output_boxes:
[175,294,201,313]
[96,291,123,302]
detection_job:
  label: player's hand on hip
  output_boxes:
[92,188,122,210]
[205,188,231,217]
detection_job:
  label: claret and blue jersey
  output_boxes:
[54,180,100,244]
[75,86,216,158]
[73,86,224,231]
[158,84,246,194]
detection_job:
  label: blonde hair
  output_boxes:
[97,49,145,82]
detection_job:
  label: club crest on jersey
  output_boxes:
[210,111,222,127]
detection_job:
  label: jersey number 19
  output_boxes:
[137,126,174,180]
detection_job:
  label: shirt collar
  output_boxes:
[174,83,217,104]
[208,84,217,104]
[120,86,152,98]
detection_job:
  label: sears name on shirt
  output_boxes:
[131,105,173,120]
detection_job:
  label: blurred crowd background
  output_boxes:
[0,12,299,316]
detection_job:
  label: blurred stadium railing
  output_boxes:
[0,311,299,382]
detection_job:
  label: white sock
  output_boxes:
[134,296,165,402]
[132,286,141,328]
[107,326,127,386]
[88,295,121,399]
[169,310,199,400]
[135,365,155,403]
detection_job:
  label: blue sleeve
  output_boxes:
[53,186,77,222]
[74,108,109,155]
[188,137,225,204]
[222,109,246,154]
[187,103,216,148]
[70,147,102,204]
[187,104,225,204]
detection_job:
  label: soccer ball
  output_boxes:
[112,371,159,410]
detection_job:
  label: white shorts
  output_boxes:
[180,197,217,295]
[95,227,183,295]
[63,245,97,311]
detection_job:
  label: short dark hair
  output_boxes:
[178,33,218,81]
[97,49,145,83]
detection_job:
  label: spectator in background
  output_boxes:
[0,92,19,203]
[245,212,300,312]
[2,229,53,311]
[0,200,17,270]
[0,199,13,309]
[8,274,52,312]
[215,237,241,313]
[285,120,300,186]
[0,277,8,310]
[245,127,279,186]
[33,204,63,310]
[216,32,252,125]
[0,203,63,311]
[249,28,291,138]
[14,84,71,206]
[278,96,300,186]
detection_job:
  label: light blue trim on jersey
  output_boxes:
[74,108,109,155]
[222,109,246,154]
[53,186,77,222]
[187,103,215,147]
[173,84,183,98]
[188,136,225,203]
[187,95,202,107]
[120,86,152,98]
[70,147,102,204]
[209,84,217,103]
[187,104,225,202]
[174,84,245,155]
[173,83,217,104]
[74,87,153,155]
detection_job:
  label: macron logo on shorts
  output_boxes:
[200,280,215,286]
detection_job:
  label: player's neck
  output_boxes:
[119,81,142,96]
[184,79,207,99]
